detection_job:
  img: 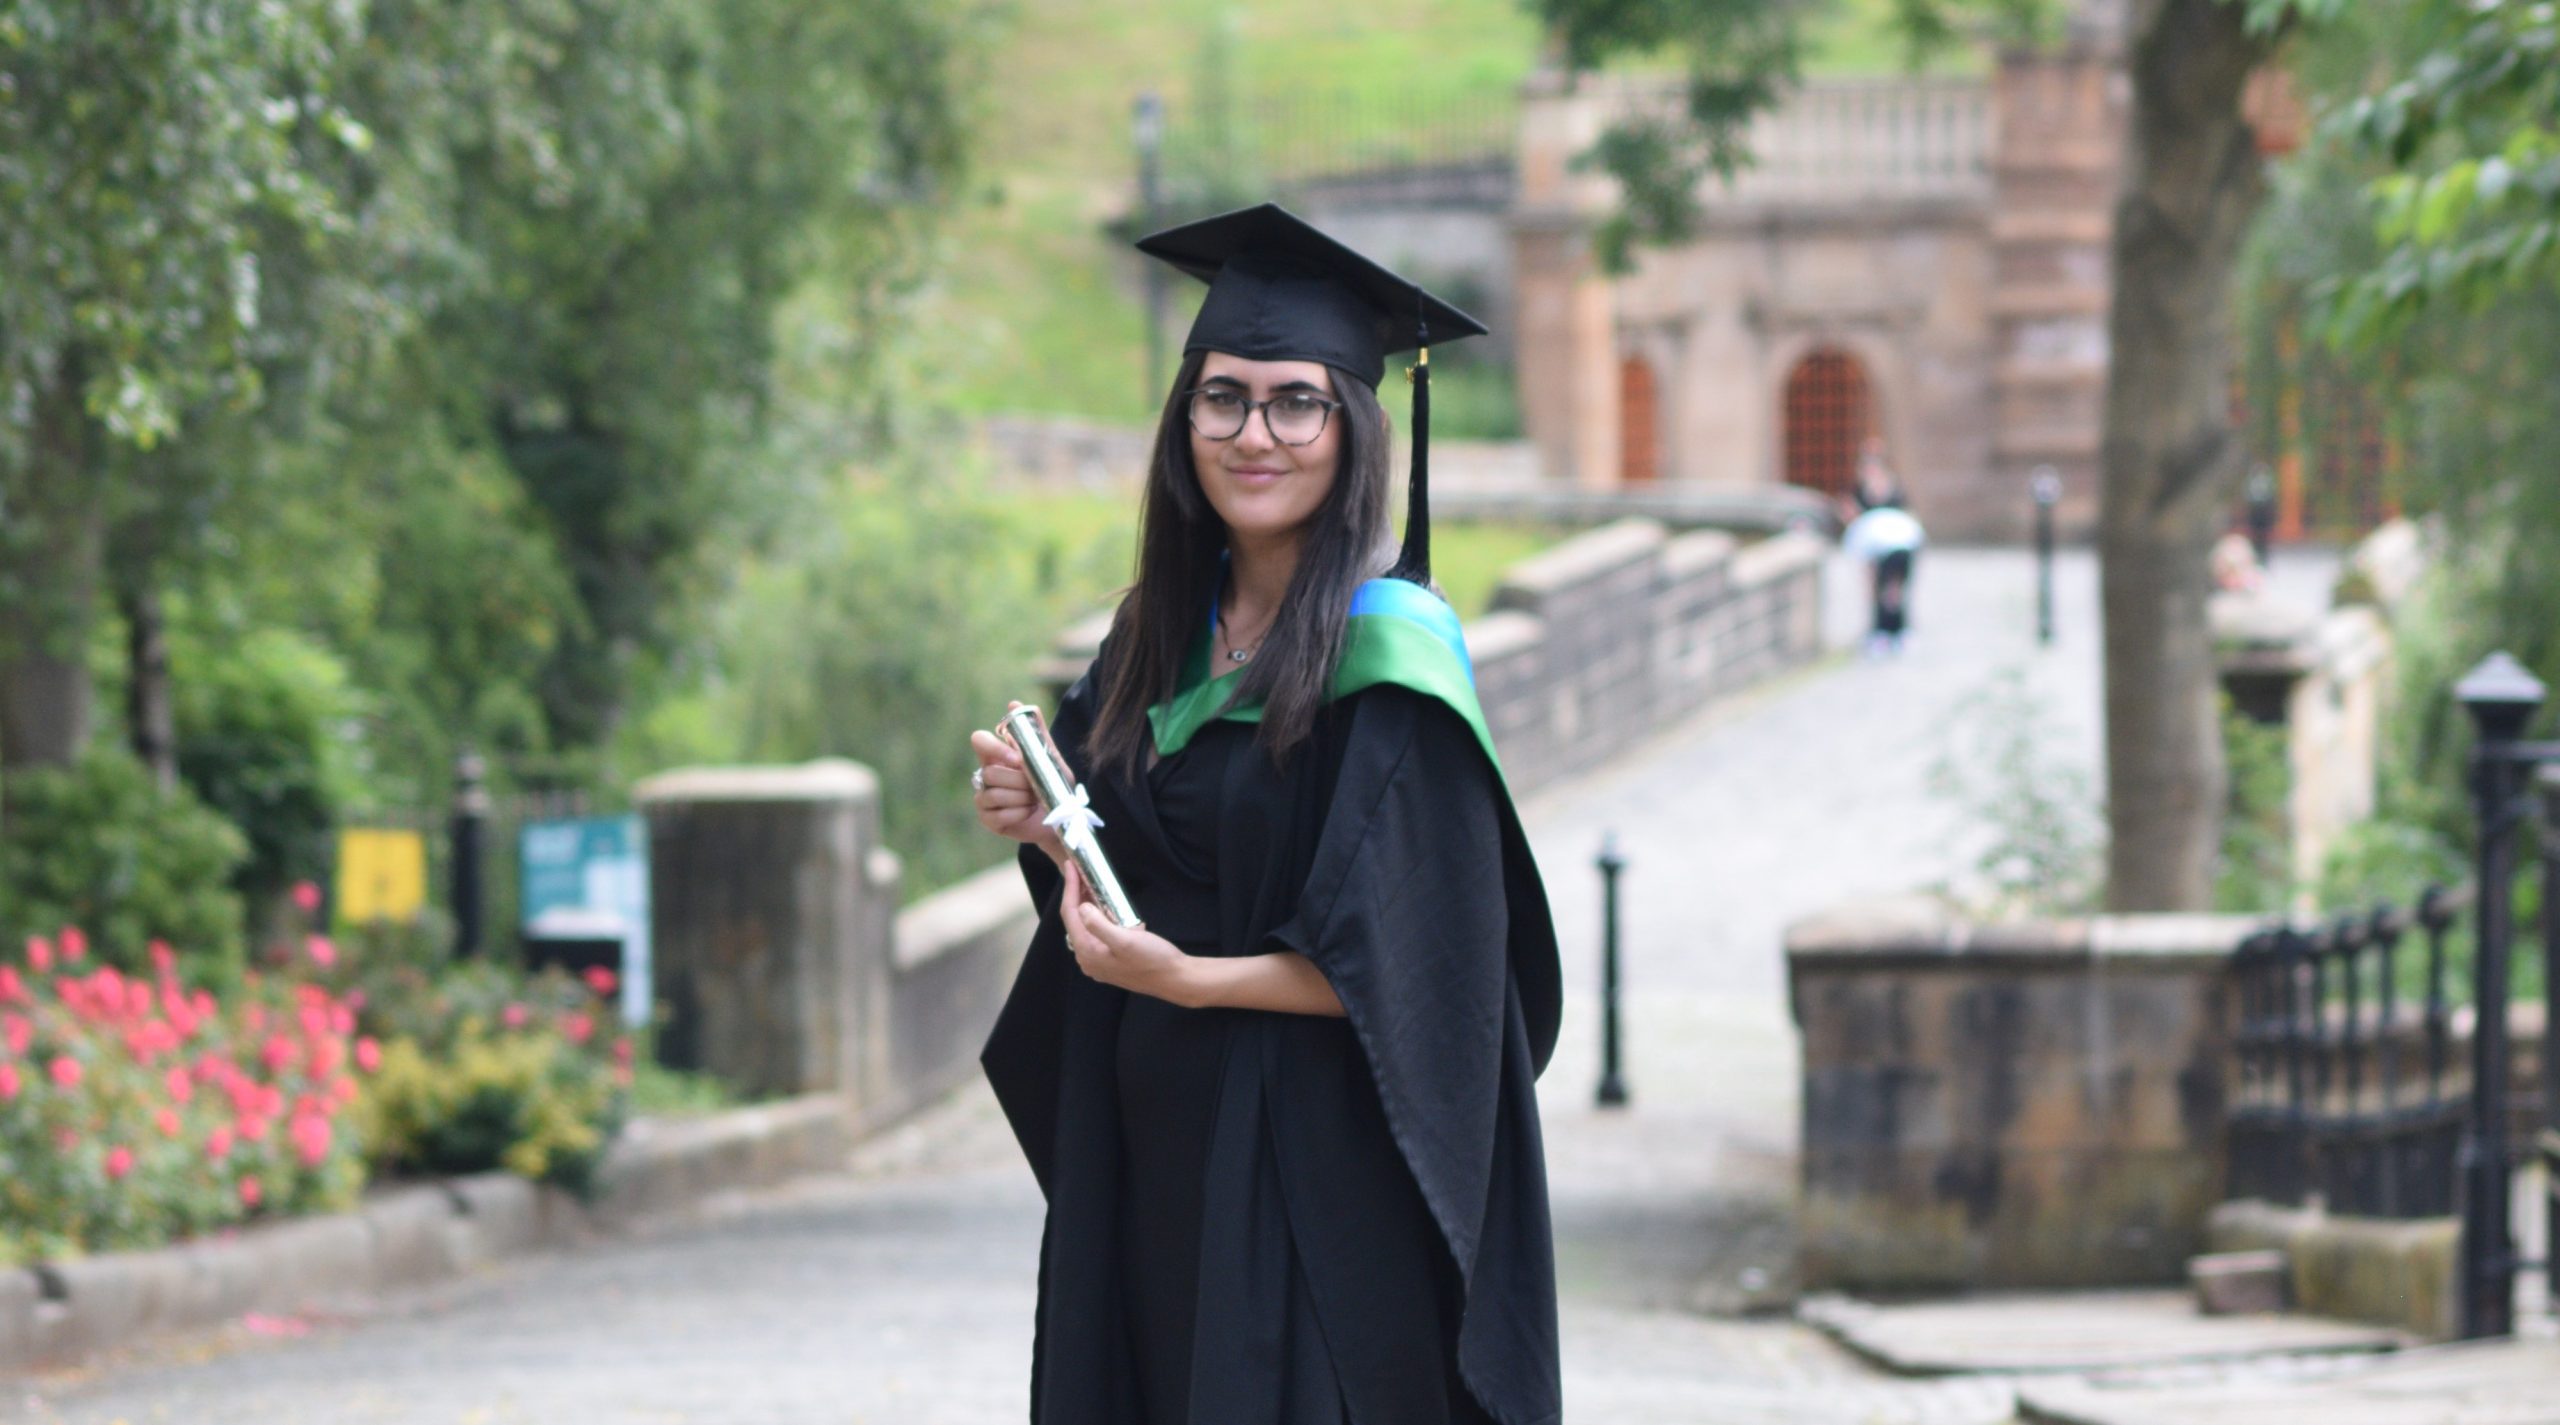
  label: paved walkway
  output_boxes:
[3,547,2345,1423]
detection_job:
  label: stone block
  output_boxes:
[361,1184,471,1286]
[2190,1248,2289,1315]
[447,1172,544,1261]
[2207,1199,2461,1340]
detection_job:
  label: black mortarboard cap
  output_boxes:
[1134,202,1486,583]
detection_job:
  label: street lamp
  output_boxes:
[2030,465,2062,646]
[2454,650,2548,1339]
[1595,832,1629,1108]
[1133,92,1167,405]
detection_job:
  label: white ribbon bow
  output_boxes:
[1042,783,1106,856]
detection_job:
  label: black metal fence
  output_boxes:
[2228,651,2560,1339]
[2228,886,2473,1218]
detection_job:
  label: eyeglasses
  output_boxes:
[1184,387,1342,446]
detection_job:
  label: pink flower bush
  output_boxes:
[0,926,370,1267]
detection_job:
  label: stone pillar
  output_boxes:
[636,761,898,1101]
[1513,71,1622,489]
[1984,44,2125,541]
[1788,901,2251,1291]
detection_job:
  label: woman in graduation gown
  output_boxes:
[970,204,1563,1425]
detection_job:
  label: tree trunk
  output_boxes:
[2100,0,2271,911]
[121,578,178,791]
[0,371,106,775]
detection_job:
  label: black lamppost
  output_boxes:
[2455,650,2547,1339]
[1133,92,1167,403]
[1595,833,1629,1108]
[2030,465,2061,647]
[451,748,490,961]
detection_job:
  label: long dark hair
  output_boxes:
[1086,350,1393,778]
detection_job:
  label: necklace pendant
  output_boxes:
[1227,648,1251,663]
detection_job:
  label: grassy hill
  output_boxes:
[906,0,1976,430]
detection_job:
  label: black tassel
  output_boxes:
[1388,300,1432,586]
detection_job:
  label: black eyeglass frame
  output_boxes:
[1181,386,1344,447]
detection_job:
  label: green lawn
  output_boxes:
[912,0,1976,425]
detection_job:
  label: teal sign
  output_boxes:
[519,815,650,1028]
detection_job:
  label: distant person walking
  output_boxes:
[1843,490,1925,657]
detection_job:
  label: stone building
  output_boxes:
[1511,14,2130,542]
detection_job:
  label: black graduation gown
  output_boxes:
[981,641,1564,1425]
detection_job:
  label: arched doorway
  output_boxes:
[1619,355,1661,485]
[1781,348,1875,499]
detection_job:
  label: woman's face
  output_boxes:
[1188,352,1343,549]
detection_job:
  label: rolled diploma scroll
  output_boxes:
[1000,705,1143,930]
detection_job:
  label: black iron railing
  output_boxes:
[2226,650,2560,1340]
[2228,886,2472,1218]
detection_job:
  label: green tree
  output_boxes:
[1532,0,2343,910]
[0,1,367,773]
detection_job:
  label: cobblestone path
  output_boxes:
[5,548,2340,1424]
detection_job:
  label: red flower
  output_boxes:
[206,1125,235,1160]
[48,1055,81,1089]
[353,1037,382,1073]
[0,1063,19,1101]
[560,1012,595,1046]
[125,981,154,1020]
[501,1003,529,1031]
[304,935,336,969]
[103,1146,133,1181]
[292,881,323,915]
[0,966,23,1005]
[156,1107,184,1137]
[582,966,619,998]
[3,1013,30,1056]
[239,1175,262,1208]
[291,1115,333,1167]
[612,1037,634,1067]
[166,1065,195,1104]
[149,941,176,979]
[237,1114,272,1144]
[23,936,51,973]
[261,1035,299,1076]
[59,927,86,963]
[329,1003,356,1037]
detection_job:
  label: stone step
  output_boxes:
[1801,1289,2409,1377]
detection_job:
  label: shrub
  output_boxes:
[173,624,364,909]
[1926,666,2106,917]
[298,914,632,1196]
[0,930,370,1266]
[0,749,251,982]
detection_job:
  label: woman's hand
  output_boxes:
[970,701,1069,869]
[1060,860,1201,1007]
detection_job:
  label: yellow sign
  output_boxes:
[336,828,428,924]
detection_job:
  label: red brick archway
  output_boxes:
[1781,348,1874,499]
[1620,355,1660,485]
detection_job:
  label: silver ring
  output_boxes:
[971,767,986,793]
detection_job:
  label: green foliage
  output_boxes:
[2215,698,2295,913]
[354,1027,622,1196]
[1926,666,2106,918]
[2326,0,2560,345]
[0,748,249,980]
[711,469,1128,898]
[167,621,363,908]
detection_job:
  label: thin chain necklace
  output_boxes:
[1216,605,1266,663]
